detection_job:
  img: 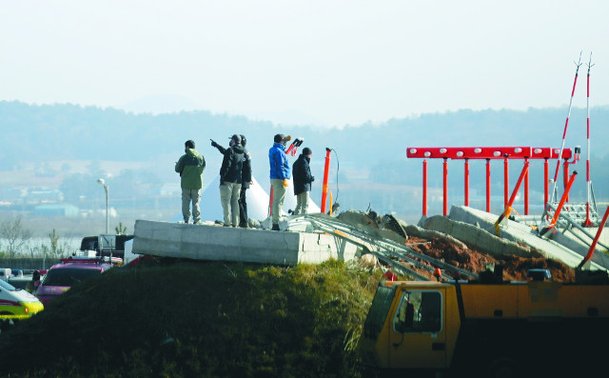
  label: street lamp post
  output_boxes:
[97,178,109,234]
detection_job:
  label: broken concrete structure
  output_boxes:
[133,220,358,266]
[548,226,609,268]
[446,206,608,271]
[417,215,534,258]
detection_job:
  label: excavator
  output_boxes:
[360,267,609,377]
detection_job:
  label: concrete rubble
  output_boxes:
[132,204,608,281]
[446,206,608,271]
[133,220,358,266]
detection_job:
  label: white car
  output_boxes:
[0,279,44,320]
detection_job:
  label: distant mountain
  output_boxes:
[1,101,607,218]
[2,101,607,160]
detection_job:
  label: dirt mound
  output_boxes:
[404,236,575,282]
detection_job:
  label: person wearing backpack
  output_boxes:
[218,134,245,227]
[175,140,206,224]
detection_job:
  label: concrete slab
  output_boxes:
[418,215,534,258]
[548,226,609,269]
[447,206,608,271]
[132,220,358,266]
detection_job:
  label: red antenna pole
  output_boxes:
[551,51,583,203]
[584,53,594,226]
[543,158,549,208]
[442,158,449,216]
[503,157,509,209]
[422,159,428,216]
[563,160,570,203]
[464,159,470,206]
[524,157,530,215]
[485,159,491,213]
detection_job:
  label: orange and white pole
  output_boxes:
[584,53,594,226]
[551,52,583,203]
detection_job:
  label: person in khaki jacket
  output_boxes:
[175,140,206,224]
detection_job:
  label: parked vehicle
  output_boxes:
[80,234,134,261]
[10,269,24,278]
[0,268,11,281]
[34,257,114,305]
[8,276,31,291]
[0,279,44,320]
[360,269,609,377]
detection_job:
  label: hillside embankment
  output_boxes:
[0,259,381,377]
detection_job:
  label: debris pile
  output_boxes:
[406,236,574,281]
[293,209,576,282]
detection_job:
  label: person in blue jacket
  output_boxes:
[268,134,291,230]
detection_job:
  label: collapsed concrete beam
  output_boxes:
[547,227,609,269]
[447,206,608,271]
[404,224,470,252]
[132,220,358,266]
[417,215,535,258]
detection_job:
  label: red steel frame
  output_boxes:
[407,146,573,216]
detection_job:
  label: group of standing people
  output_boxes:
[175,133,314,231]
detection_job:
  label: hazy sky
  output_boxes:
[1,0,608,126]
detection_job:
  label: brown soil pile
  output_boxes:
[403,236,575,282]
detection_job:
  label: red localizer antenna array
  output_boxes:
[407,146,572,217]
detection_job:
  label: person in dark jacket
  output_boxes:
[211,135,252,227]
[175,140,206,224]
[292,147,314,215]
[217,134,245,227]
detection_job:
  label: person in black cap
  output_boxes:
[268,133,291,230]
[211,135,252,227]
[292,147,314,215]
[175,140,206,224]
[216,134,245,227]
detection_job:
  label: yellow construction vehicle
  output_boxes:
[360,268,609,377]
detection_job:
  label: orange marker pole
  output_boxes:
[268,186,274,217]
[494,160,530,234]
[320,148,332,214]
[540,171,578,237]
[577,206,609,269]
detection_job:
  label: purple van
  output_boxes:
[34,257,114,305]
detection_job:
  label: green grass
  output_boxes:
[0,259,381,377]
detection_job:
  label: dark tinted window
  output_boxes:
[42,268,101,287]
[364,285,397,338]
[394,291,442,333]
